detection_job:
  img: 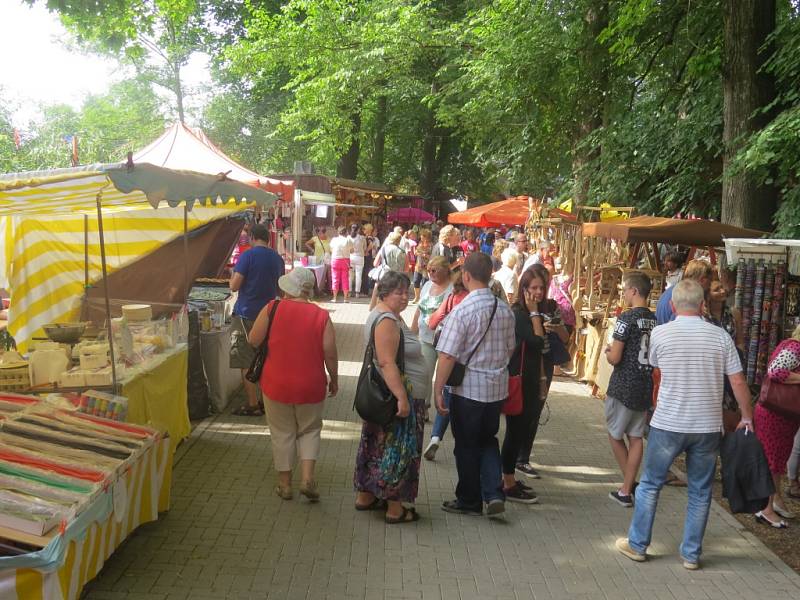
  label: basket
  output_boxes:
[43,323,86,344]
[0,362,31,392]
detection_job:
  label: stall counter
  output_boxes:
[0,437,171,600]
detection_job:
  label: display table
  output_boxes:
[121,344,190,454]
[199,325,241,413]
[293,261,326,291]
[0,436,171,600]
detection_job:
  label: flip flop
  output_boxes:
[385,507,420,524]
[355,497,387,511]
[755,511,788,529]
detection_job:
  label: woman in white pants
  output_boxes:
[348,222,367,297]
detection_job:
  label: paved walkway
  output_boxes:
[84,299,800,600]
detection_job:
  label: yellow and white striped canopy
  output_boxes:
[0,162,277,216]
[0,162,274,351]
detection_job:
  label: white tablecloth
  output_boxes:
[199,325,242,412]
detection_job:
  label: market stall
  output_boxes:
[0,161,276,598]
[724,238,800,386]
[576,216,765,393]
[0,393,169,600]
[133,122,297,264]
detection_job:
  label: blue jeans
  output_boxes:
[431,388,451,439]
[628,427,720,563]
[449,393,504,508]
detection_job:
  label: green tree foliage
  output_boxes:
[0,80,166,172]
[30,0,206,122]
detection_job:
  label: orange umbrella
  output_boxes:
[448,197,576,227]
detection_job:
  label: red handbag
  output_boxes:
[503,342,525,416]
[759,377,800,421]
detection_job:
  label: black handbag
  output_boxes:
[546,332,571,366]
[446,298,498,387]
[244,300,280,384]
[354,315,405,426]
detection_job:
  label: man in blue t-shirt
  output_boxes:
[655,259,714,325]
[229,223,285,416]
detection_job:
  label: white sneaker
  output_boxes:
[485,499,506,519]
[423,437,440,461]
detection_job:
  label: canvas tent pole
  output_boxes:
[84,214,89,288]
[95,191,118,391]
[183,205,190,300]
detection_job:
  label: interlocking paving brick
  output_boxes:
[82,297,800,600]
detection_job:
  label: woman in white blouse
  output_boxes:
[348,223,368,297]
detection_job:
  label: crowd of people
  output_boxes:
[228,218,800,568]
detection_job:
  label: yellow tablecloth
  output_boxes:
[121,344,189,509]
[0,437,172,600]
[122,344,190,453]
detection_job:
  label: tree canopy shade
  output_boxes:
[21,0,800,234]
[582,216,765,247]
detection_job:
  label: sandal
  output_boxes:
[755,511,788,529]
[385,507,420,524]
[355,497,387,511]
[275,485,293,500]
[232,404,265,417]
[664,472,687,487]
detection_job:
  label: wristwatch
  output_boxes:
[529,311,541,318]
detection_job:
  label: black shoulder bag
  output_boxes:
[354,315,405,426]
[446,298,498,387]
[244,299,280,383]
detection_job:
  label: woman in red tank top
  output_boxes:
[248,267,338,502]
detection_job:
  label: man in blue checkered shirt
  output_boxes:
[434,252,516,518]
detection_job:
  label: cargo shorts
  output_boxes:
[229,315,256,370]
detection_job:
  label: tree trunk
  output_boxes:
[337,109,361,179]
[572,0,609,205]
[174,63,186,124]
[371,95,387,183]
[420,106,438,199]
[721,0,777,230]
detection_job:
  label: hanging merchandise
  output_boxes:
[734,257,789,386]
[734,261,745,309]
[740,259,755,353]
[769,262,785,356]
[755,264,775,384]
[746,260,765,384]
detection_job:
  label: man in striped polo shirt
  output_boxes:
[616,279,753,570]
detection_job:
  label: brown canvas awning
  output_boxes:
[582,216,765,247]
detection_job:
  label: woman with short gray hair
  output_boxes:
[369,232,407,310]
[354,272,426,523]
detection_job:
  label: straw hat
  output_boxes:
[279,267,316,297]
